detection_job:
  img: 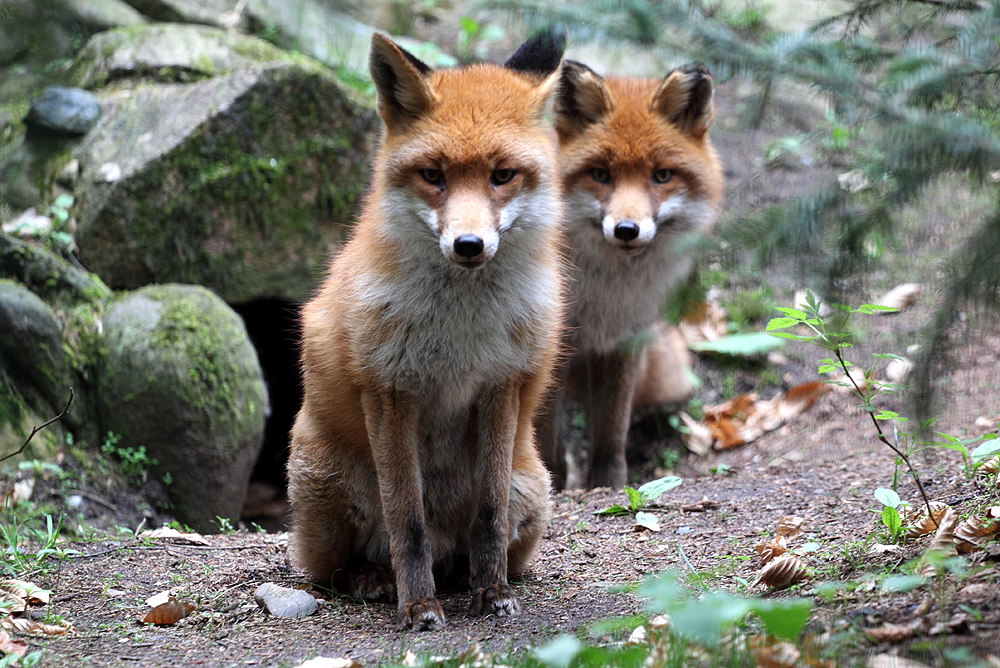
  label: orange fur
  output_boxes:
[540,62,724,489]
[287,32,565,631]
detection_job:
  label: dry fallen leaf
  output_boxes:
[755,536,787,564]
[0,616,73,636]
[902,501,949,538]
[876,283,922,313]
[142,599,196,625]
[678,300,728,344]
[140,527,211,546]
[775,516,806,541]
[978,456,999,476]
[752,554,809,589]
[837,169,870,193]
[686,382,829,452]
[866,650,932,666]
[917,507,958,578]
[885,357,913,383]
[954,506,1000,553]
[678,411,713,455]
[294,660,363,668]
[145,590,174,608]
[0,630,26,658]
[680,498,719,512]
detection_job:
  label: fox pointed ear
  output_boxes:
[369,33,438,132]
[553,60,611,140]
[504,26,566,78]
[651,63,715,138]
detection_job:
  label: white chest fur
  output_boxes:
[358,226,558,411]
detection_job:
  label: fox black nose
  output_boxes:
[614,221,640,242]
[454,235,485,258]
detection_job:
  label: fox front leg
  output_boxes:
[361,388,445,631]
[469,381,520,617]
[584,350,643,489]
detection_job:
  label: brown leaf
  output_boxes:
[680,498,719,512]
[866,651,932,666]
[749,634,834,668]
[142,599,196,625]
[0,616,73,635]
[0,629,26,657]
[775,516,806,541]
[693,382,830,452]
[752,555,809,589]
[863,619,926,645]
[978,456,999,476]
[876,283,922,313]
[678,300,728,344]
[902,501,949,538]
[0,590,25,614]
[754,536,787,564]
[954,506,1000,552]
[678,412,713,456]
[294,659,364,668]
[916,507,958,578]
[140,527,210,546]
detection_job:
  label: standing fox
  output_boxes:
[286,32,565,631]
[539,61,724,489]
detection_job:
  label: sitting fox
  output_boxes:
[538,61,724,490]
[286,32,566,631]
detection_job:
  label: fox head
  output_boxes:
[553,61,723,256]
[367,31,565,269]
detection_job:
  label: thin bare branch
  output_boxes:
[0,388,74,465]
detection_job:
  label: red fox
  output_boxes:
[286,32,565,631]
[538,61,724,490]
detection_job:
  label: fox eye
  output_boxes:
[590,167,611,184]
[653,168,673,184]
[420,168,445,186]
[491,168,516,186]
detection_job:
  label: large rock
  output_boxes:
[246,0,457,73]
[97,284,267,532]
[0,281,71,412]
[0,281,72,457]
[70,24,377,304]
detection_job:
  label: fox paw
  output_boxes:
[398,597,445,631]
[469,583,520,617]
[348,563,395,601]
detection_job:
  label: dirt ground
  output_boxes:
[10,74,1000,667]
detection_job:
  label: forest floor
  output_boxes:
[6,70,1000,668]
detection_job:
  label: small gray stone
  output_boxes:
[253,583,318,618]
[24,87,102,136]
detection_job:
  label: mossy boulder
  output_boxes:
[70,24,376,304]
[97,284,267,532]
[0,281,71,460]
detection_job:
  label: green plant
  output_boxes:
[2,194,74,250]
[873,487,907,543]
[767,294,940,523]
[100,432,157,483]
[595,475,683,517]
[215,516,235,534]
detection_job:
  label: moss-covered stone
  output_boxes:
[69,24,294,89]
[96,284,266,532]
[71,24,376,304]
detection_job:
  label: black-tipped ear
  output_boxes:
[553,60,611,140]
[651,62,715,138]
[504,26,566,77]
[369,33,437,132]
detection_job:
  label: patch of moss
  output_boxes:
[141,286,260,439]
[91,64,374,302]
